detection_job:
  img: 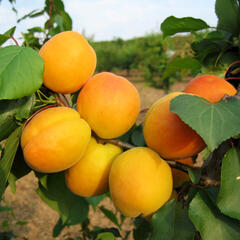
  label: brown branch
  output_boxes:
[97,138,135,149]
[55,94,67,107]
[47,0,54,30]
[10,36,19,46]
[61,94,71,107]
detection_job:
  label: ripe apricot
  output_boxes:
[143,92,206,160]
[39,31,96,93]
[184,75,236,103]
[109,147,173,217]
[171,157,193,188]
[21,107,91,173]
[77,72,140,139]
[65,137,122,197]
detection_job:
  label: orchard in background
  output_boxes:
[1,0,240,240]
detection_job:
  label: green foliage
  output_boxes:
[189,190,240,240]
[171,95,240,151]
[217,148,240,220]
[151,199,195,240]
[0,46,44,99]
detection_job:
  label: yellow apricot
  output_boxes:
[21,107,91,173]
[65,137,122,197]
[39,31,96,93]
[143,92,206,160]
[109,147,173,217]
[77,72,140,139]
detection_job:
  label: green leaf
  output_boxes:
[52,218,66,237]
[0,46,43,100]
[96,232,115,240]
[86,194,105,211]
[0,26,16,46]
[189,191,240,240]
[99,206,120,229]
[131,125,146,146]
[217,148,240,220]
[8,146,32,194]
[0,94,35,141]
[215,0,240,36]
[187,168,201,184]
[170,95,240,151]
[36,172,89,225]
[133,217,151,240]
[162,57,201,80]
[161,16,209,37]
[150,199,195,240]
[0,127,22,200]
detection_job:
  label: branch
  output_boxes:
[96,138,135,149]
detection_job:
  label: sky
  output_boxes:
[0,0,218,43]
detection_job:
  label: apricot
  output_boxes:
[39,31,96,93]
[171,157,193,188]
[21,107,91,173]
[143,92,206,160]
[65,137,122,197]
[109,147,173,217]
[184,74,236,103]
[77,72,140,139]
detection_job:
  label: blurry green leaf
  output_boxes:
[0,206,12,212]
[215,0,240,36]
[96,232,115,240]
[0,46,43,99]
[0,127,22,200]
[189,191,240,240]
[17,9,42,23]
[36,172,89,225]
[131,125,145,146]
[0,94,35,141]
[53,218,66,237]
[86,194,105,211]
[16,221,28,225]
[161,16,209,37]
[162,57,201,80]
[217,148,240,220]
[8,146,32,194]
[133,217,151,240]
[187,168,201,184]
[171,95,240,151]
[2,220,9,228]
[150,199,195,240]
[0,26,16,46]
[99,206,120,229]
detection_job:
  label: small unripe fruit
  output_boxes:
[39,31,96,93]
[65,137,122,197]
[109,147,173,217]
[77,72,140,139]
[21,107,91,173]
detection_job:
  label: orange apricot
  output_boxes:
[109,147,173,217]
[184,74,236,103]
[39,31,96,93]
[76,72,140,139]
[171,157,193,188]
[143,92,206,160]
[21,107,91,173]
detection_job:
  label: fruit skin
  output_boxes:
[143,92,206,160]
[39,31,96,94]
[65,137,122,197]
[184,74,236,103]
[109,147,173,217]
[21,107,91,173]
[172,157,193,188]
[77,72,140,139]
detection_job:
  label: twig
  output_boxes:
[97,138,135,149]
[61,94,71,108]
[55,94,67,107]
[200,176,220,187]
[47,0,54,30]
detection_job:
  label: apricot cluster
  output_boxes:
[20,30,237,219]
[20,31,173,218]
